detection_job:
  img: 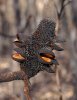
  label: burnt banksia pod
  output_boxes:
[12,19,64,78]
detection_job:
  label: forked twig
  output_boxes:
[54,0,72,34]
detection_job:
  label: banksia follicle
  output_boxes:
[0,19,64,83]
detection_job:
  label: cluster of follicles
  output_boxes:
[12,19,64,79]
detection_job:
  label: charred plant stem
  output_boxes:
[0,70,31,99]
[0,71,27,82]
[56,66,63,100]
[24,79,32,100]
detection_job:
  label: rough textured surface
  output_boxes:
[0,71,27,82]
[13,19,60,79]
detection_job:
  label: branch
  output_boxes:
[63,0,72,9]
[0,15,32,39]
[0,70,32,100]
[59,0,72,19]
[0,71,27,82]
[19,15,32,33]
[24,80,32,100]
[58,0,65,19]
[56,66,62,100]
[54,0,72,34]
[0,32,16,39]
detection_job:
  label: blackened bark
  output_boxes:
[0,71,27,82]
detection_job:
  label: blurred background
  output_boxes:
[0,0,77,100]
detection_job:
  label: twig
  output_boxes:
[24,79,32,100]
[54,1,72,99]
[59,0,72,19]
[54,0,72,34]
[0,71,27,82]
[0,15,32,39]
[19,15,32,33]
[0,70,31,100]
[56,66,62,100]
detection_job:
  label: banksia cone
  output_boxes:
[12,19,64,79]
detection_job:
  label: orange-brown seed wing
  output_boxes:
[12,53,26,62]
